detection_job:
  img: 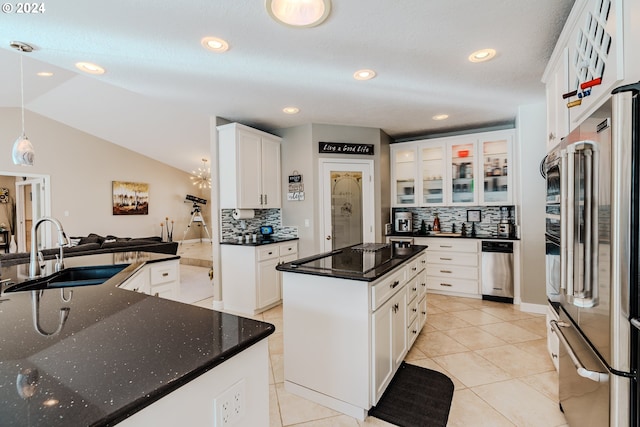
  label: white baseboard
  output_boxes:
[519,302,547,315]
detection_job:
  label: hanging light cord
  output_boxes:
[19,54,25,136]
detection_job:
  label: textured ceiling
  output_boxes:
[0,0,575,172]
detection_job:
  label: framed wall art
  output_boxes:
[112,181,149,215]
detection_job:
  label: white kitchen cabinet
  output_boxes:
[545,47,570,151]
[218,123,282,209]
[118,259,180,300]
[281,248,427,419]
[417,237,481,297]
[372,286,407,402]
[391,130,514,207]
[221,241,298,315]
[391,144,418,206]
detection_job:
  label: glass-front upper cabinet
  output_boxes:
[480,130,513,204]
[449,140,476,204]
[420,143,445,205]
[391,143,417,206]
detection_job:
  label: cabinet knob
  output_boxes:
[326,235,332,241]
[390,280,400,289]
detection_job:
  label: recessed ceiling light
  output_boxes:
[36,71,53,77]
[468,49,496,63]
[353,69,376,81]
[201,37,229,53]
[283,106,300,114]
[266,0,331,28]
[432,114,449,121]
[75,62,105,75]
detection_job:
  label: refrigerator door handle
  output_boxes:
[560,148,568,292]
[565,145,575,298]
[630,318,640,331]
[551,320,609,383]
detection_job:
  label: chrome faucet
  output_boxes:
[29,217,70,278]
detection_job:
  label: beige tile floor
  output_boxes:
[182,243,568,426]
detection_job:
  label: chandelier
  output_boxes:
[190,158,211,189]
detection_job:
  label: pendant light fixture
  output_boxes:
[190,158,211,189]
[10,41,35,166]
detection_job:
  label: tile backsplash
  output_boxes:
[221,209,298,241]
[392,206,517,237]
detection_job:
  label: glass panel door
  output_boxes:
[482,139,509,203]
[451,142,475,203]
[421,145,444,205]
[394,148,416,205]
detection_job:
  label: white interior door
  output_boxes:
[320,159,374,251]
[15,177,47,252]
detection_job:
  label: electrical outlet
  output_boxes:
[214,379,245,426]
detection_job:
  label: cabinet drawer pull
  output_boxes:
[421,260,426,264]
[268,251,273,255]
[439,283,453,287]
[162,272,169,277]
[440,245,453,248]
[421,282,426,287]
[155,292,159,297]
[412,287,417,291]
[288,247,292,251]
[440,257,452,261]
[440,270,452,274]
[422,310,427,315]
[412,308,417,312]
[411,266,417,271]
[389,280,400,289]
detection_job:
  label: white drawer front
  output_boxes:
[257,246,279,261]
[408,316,420,347]
[407,296,419,324]
[150,262,178,285]
[406,276,420,303]
[426,276,479,294]
[406,258,420,278]
[279,242,298,257]
[372,268,406,311]
[417,271,427,298]
[426,252,478,267]
[426,238,478,253]
[427,265,478,280]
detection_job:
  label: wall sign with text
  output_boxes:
[319,142,374,155]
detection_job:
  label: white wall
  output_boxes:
[516,102,547,305]
[277,123,390,257]
[0,108,208,240]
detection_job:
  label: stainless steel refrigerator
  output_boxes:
[547,82,640,427]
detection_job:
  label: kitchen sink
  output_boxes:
[4,264,128,293]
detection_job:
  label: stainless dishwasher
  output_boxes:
[481,241,514,303]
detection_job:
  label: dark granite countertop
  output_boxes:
[0,252,275,426]
[276,243,427,282]
[220,236,299,246]
[387,232,520,241]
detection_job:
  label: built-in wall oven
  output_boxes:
[544,144,563,302]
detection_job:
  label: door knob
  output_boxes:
[326,235,332,240]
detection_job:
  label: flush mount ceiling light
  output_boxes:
[36,71,53,77]
[432,114,449,121]
[282,106,300,114]
[75,62,105,74]
[353,69,376,81]
[10,41,35,166]
[266,0,331,28]
[201,36,230,53]
[468,48,496,63]
[190,158,211,189]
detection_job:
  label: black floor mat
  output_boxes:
[369,362,454,427]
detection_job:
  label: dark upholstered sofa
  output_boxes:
[0,233,179,266]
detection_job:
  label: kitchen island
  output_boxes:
[276,243,427,420]
[0,252,274,426]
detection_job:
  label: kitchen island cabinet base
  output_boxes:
[284,380,368,421]
[118,339,270,427]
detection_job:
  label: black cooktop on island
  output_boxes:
[277,243,427,281]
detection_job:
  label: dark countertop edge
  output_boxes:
[220,237,299,246]
[386,233,520,241]
[276,245,428,282]
[102,323,276,427]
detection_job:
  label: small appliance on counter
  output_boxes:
[394,211,413,234]
[497,206,515,238]
[260,225,274,239]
